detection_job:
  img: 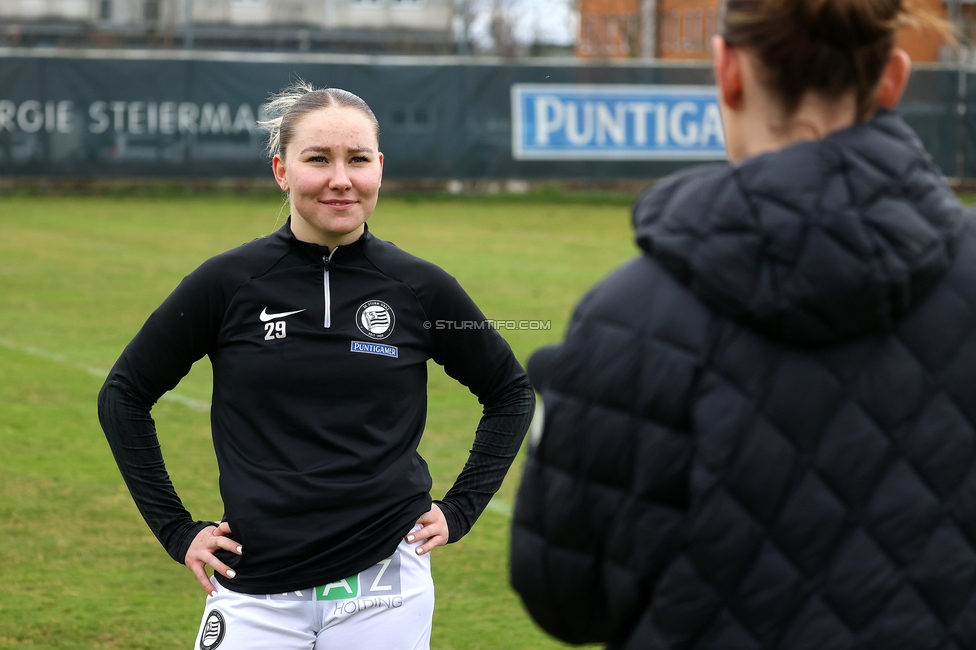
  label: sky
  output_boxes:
[461,0,578,49]
[513,0,577,46]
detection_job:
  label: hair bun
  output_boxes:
[723,0,949,119]
[790,0,900,48]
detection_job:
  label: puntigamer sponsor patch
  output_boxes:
[350,341,398,358]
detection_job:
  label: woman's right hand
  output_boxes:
[185,521,242,596]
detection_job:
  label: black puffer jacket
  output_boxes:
[511,110,976,649]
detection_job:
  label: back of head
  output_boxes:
[722,0,950,119]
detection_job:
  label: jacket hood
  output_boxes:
[633,109,969,344]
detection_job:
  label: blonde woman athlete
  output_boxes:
[98,83,533,649]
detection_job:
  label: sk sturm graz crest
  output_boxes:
[356,300,395,340]
[199,609,226,649]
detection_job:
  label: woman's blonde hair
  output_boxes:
[258,80,380,158]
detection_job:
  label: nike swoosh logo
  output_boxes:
[260,308,306,322]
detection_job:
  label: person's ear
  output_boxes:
[272,154,289,192]
[377,151,384,188]
[713,35,744,110]
[877,48,912,109]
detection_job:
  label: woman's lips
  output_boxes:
[321,199,357,210]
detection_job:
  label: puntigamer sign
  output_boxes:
[511,84,727,161]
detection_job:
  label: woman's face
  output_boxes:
[273,106,383,248]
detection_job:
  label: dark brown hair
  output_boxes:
[259,80,380,158]
[722,0,952,119]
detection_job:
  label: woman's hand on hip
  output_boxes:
[185,521,242,596]
[407,504,449,556]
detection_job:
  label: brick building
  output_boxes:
[577,0,958,63]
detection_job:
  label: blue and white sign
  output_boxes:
[350,341,399,358]
[511,84,727,160]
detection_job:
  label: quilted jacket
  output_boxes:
[511,109,976,649]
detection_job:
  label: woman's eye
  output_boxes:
[309,156,326,163]
[352,156,369,163]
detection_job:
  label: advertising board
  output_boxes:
[512,84,726,160]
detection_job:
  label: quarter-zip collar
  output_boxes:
[277,218,372,328]
[278,217,371,263]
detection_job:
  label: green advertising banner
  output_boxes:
[0,50,967,178]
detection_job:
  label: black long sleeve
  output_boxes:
[436,375,534,542]
[97,380,211,564]
[97,222,534,593]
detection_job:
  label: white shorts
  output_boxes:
[192,529,434,650]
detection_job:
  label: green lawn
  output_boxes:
[0,195,638,649]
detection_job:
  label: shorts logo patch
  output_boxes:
[199,609,226,650]
[356,300,395,340]
[360,552,402,596]
[269,589,313,601]
[317,575,359,600]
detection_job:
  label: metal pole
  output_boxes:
[952,0,966,179]
[959,62,967,180]
[184,0,194,49]
[324,0,337,28]
[457,0,471,55]
[641,0,655,59]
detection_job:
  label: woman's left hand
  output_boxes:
[406,504,450,556]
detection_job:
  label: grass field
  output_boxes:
[0,194,639,649]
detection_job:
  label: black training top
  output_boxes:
[98,220,533,594]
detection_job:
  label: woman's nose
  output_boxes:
[330,162,352,189]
